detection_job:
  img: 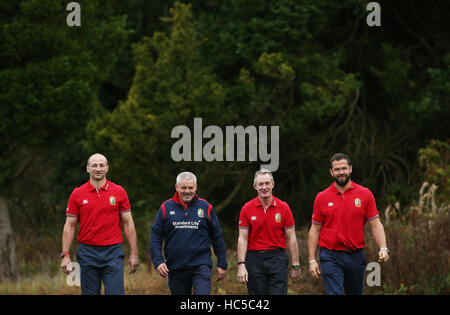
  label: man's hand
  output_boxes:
[309,260,321,279]
[128,254,139,274]
[156,263,170,278]
[378,249,389,263]
[215,267,227,281]
[237,264,248,284]
[61,256,72,275]
[290,268,302,282]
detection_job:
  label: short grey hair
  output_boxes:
[176,171,197,185]
[253,168,274,185]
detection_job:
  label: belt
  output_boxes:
[250,248,284,254]
[336,248,363,254]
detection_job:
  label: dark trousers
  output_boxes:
[319,247,367,295]
[168,265,212,295]
[246,249,289,295]
[77,243,125,295]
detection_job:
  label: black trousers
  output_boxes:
[246,249,289,295]
[168,265,212,295]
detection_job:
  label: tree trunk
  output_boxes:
[0,194,17,280]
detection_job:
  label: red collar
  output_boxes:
[329,181,355,195]
[172,192,198,207]
[87,180,109,192]
[254,195,277,208]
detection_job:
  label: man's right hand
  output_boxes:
[156,263,170,278]
[61,256,72,275]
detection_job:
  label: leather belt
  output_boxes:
[251,248,284,254]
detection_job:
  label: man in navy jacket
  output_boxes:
[150,171,228,295]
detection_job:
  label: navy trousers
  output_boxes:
[245,249,289,295]
[77,243,125,295]
[168,265,212,295]
[319,247,367,295]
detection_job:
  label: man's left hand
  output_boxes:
[215,267,227,281]
[128,254,139,274]
[378,249,389,263]
[290,268,302,282]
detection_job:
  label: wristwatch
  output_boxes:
[60,252,70,259]
[291,264,301,270]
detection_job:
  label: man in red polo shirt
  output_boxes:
[60,153,139,295]
[237,169,302,295]
[308,153,389,295]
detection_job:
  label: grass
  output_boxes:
[0,246,323,295]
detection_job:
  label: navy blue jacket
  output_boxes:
[150,193,228,271]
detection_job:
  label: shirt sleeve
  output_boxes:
[283,203,295,229]
[365,190,379,221]
[311,194,324,225]
[66,189,79,217]
[238,205,249,229]
[208,206,228,270]
[119,188,131,212]
[149,206,165,269]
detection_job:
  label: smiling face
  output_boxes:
[253,173,274,200]
[329,159,352,187]
[175,179,197,205]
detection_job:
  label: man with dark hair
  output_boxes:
[329,153,351,170]
[308,153,389,295]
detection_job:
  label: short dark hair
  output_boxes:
[329,153,351,169]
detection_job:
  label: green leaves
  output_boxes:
[0,0,130,191]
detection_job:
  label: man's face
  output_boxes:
[254,174,274,199]
[86,155,109,181]
[175,179,197,204]
[330,159,352,187]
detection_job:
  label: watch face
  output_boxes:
[292,265,300,270]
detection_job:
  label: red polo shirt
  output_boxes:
[66,180,131,246]
[312,181,379,251]
[239,196,295,251]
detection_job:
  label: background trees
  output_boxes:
[0,0,130,279]
[0,0,448,292]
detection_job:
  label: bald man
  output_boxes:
[61,153,139,295]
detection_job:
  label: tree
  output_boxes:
[85,3,233,217]
[193,0,450,218]
[85,0,450,230]
[0,0,129,279]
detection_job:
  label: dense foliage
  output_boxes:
[0,1,448,291]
